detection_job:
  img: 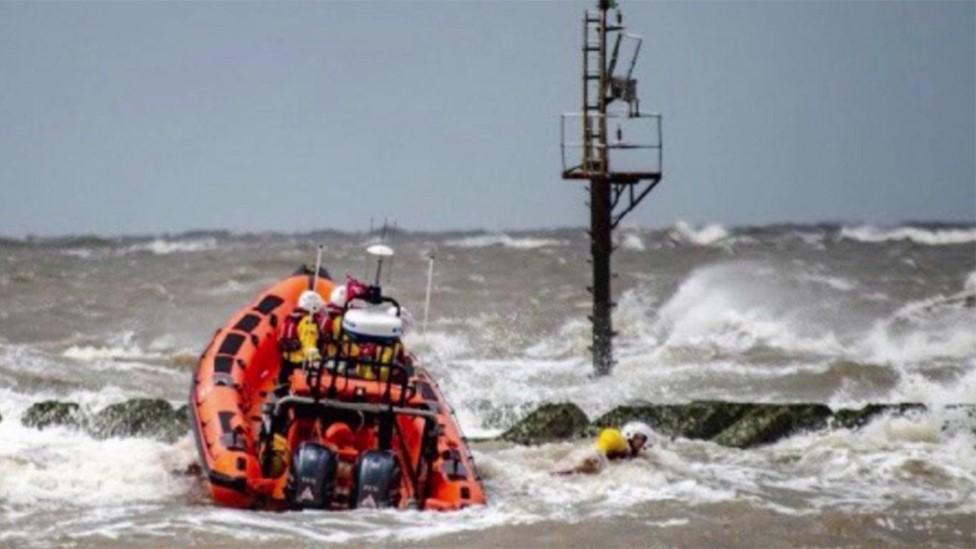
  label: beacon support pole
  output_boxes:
[560,0,664,375]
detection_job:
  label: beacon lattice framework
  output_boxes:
[560,0,664,375]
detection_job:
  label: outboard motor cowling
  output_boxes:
[352,450,401,509]
[287,442,337,509]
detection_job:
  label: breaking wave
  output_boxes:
[427,259,975,432]
[668,220,729,246]
[839,225,976,245]
[649,262,848,357]
[617,231,646,251]
[123,237,219,255]
[63,345,165,363]
[60,331,192,365]
[444,233,566,250]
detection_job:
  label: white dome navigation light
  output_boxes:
[366,244,395,285]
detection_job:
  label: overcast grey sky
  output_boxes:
[1,0,973,236]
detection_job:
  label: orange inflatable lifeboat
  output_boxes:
[189,265,486,510]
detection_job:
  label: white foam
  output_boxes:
[444,234,566,250]
[858,295,976,366]
[858,316,976,365]
[798,273,856,292]
[2,377,974,544]
[61,330,178,371]
[524,318,590,359]
[794,231,827,248]
[203,278,250,296]
[418,261,974,426]
[0,432,194,506]
[669,220,729,246]
[63,344,164,363]
[651,263,846,357]
[765,409,976,512]
[0,388,195,508]
[840,225,976,246]
[404,330,472,362]
[165,502,535,545]
[882,359,976,407]
[618,232,646,251]
[123,237,218,255]
[61,248,95,259]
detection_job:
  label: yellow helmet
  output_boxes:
[595,428,630,456]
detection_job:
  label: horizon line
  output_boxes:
[2,218,975,243]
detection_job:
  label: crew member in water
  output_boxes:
[556,421,655,475]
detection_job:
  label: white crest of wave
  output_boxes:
[0,433,194,507]
[762,408,976,511]
[858,289,976,367]
[878,359,976,407]
[669,220,729,246]
[123,237,218,255]
[652,262,845,356]
[478,441,733,515]
[858,315,976,366]
[616,231,646,251]
[63,345,163,362]
[405,332,472,374]
[153,496,529,545]
[444,234,566,250]
[61,248,95,259]
[839,225,976,245]
[203,278,250,296]
[62,331,165,363]
[797,273,856,291]
[524,318,591,359]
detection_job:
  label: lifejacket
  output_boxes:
[280,309,327,363]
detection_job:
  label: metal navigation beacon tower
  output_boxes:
[560,0,663,376]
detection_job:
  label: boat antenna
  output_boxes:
[387,220,398,283]
[423,254,435,337]
[366,244,394,286]
[311,245,323,290]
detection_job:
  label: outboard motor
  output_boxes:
[287,442,337,509]
[352,450,401,509]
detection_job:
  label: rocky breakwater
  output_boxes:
[20,398,189,443]
[501,400,972,448]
